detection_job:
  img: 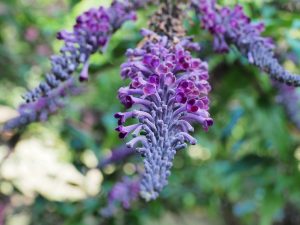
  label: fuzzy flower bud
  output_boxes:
[115,30,213,200]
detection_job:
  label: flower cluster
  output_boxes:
[101,177,140,217]
[23,0,138,103]
[4,0,152,131]
[192,0,273,53]
[192,0,300,86]
[115,29,213,200]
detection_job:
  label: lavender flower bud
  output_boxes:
[192,0,300,86]
[115,30,213,200]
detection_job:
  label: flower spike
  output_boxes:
[192,0,300,87]
[23,1,139,103]
[115,30,213,200]
[4,0,152,131]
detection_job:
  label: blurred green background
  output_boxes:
[0,0,300,224]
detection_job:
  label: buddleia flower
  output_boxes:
[23,0,138,103]
[4,0,151,131]
[115,29,213,200]
[192,0,300,86]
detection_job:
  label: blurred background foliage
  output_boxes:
[0,0,300,225]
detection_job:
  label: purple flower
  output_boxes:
[23,1,139,103]
[115,30,213,200]
[5,0,153,131]
[192,0,300,87]
[101,177,140,217]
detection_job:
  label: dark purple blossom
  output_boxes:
[192,0,300,86]
[115,30,213,200]
[101,177,140,217]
